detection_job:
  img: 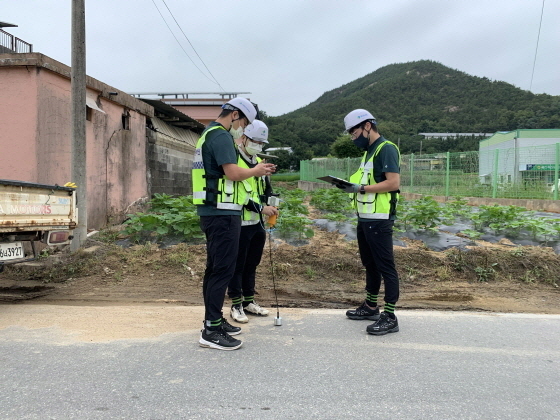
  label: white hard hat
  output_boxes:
[344,109,376,131]
[222,97,258,123]
[244,119,269,143]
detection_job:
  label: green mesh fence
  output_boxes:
[300,143,560,200]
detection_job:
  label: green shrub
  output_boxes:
[124,194,203,241]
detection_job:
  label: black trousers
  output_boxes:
[356,219,399,304]
[200,215,241,322]
[228,223,266,300]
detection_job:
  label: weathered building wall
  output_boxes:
[171,104,219,127]
[0,66,39,181]
[147,117,197,196]
[0,53,154,229]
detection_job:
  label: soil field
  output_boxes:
[1,227,559,315]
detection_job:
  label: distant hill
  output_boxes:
[262,60,560,158]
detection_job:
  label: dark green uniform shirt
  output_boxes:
[196,122,241,216]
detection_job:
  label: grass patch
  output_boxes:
[271,172,300,182]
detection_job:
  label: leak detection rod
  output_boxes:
[267,211,282,326]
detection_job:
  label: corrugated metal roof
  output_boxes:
[151,117,199,151]
[140,98,205,134]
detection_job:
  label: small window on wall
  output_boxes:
[122,110,130,130]
[86,106,92,121]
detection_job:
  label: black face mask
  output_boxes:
[353,133,370,151]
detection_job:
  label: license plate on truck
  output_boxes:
[0,242,24,261]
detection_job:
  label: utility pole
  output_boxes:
[70,0,87,251]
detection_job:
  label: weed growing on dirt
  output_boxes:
[96,229,121,243]
[305,266,316,279]
[447,248,466,272]
[511,247,525,257]
[474,262,498,282]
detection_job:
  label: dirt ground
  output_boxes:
[1,226,559,315]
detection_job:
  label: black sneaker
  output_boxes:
[222,318,242,336]
[199,327,243,350]
[346,301,380,320]
[366,312,399,335]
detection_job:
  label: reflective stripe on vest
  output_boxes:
[349,140,400,219]
[238,155,265,224]
[192,126,251,210]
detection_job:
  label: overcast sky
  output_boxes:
[2,0,558,116]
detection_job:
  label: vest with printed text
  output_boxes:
[192,126,252,210]
[349,140,400,219]
[237,154,266,225]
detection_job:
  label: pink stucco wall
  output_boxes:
[0,67,39,181]
[172,105,220,126]
[0,56,151,229]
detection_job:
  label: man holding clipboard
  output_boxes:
[320,109,401,335]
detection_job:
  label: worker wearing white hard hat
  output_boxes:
[338,109,402,336]
[228,120,278,323]
[192,100,276,351]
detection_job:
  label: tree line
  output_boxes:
[259,60,560,171]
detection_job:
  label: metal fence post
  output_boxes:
[492,149,499,198]
[410,153,415,192]
[555,143,560,200]
[445,151,451,198]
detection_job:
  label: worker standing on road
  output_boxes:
[337,109,401,335]
[192,98,276,351]
[228,120,278,323]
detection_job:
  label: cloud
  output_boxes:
[2,0,558,116]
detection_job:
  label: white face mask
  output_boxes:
[230,125,244,139]
[245,140,263,156]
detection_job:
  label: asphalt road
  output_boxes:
[0,307,559,419]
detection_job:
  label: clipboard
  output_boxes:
[256,152,279,159]
[317,175,353,187]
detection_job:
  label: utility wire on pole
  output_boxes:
[151,0,222,88]
[529,0,546,91]
[160,0,224,91]
[70,0,87,251]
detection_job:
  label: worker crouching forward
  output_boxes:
[339,109,401,335]
[228,120,278,323]
[192,98,276,351]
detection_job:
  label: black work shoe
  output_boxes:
[346,301,380,320]
[199,327,243,350]
[367,312,399,335]
[222,318,242,336]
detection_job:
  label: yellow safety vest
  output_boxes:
[237,155,266,225]
[192,126,252,210]
[349,140,400,219]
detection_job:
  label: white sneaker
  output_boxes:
[244,302,270,316]
[230,305,248,323]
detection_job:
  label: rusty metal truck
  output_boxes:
[0,179,77,272]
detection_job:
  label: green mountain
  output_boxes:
[262,60,560,159]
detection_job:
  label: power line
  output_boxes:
[150,0,220,87]
[160,0,225,91]
[529,0,546,91]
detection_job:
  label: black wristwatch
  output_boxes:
[359,185,366,194]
